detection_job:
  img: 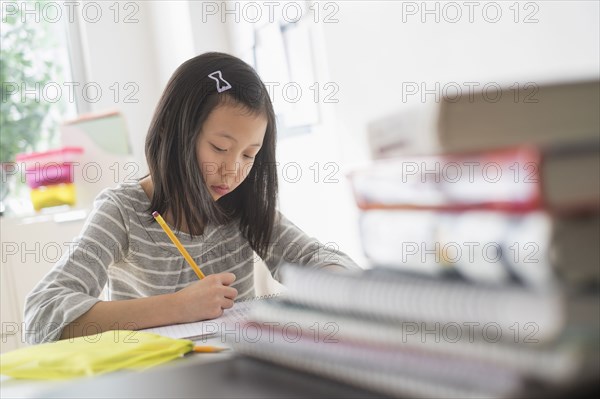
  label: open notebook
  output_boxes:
[141,295,279,340]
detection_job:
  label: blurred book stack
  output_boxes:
[232,80,600,398]
[351,145,600,289]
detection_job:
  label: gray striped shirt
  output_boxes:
[24,182,360,344]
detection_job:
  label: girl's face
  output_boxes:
[196,104,268,200]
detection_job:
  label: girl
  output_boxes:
[24,52,361,344]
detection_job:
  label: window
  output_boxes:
[1,0,78,213]
[249,1,320,136]
[1,0,77,163]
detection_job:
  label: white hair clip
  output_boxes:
[208,70,232,93]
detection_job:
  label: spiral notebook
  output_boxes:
[141,294,280,340]
[231,324,521,399]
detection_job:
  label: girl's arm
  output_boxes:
[262,211,362,280]
[24,189,126,344]
[59,293,181,339]
[59,273,237,340]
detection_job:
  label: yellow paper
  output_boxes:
[0,330,193,380]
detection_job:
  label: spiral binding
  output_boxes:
[238,292,282,303]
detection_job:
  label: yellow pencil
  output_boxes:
[152,211,205,279]
[192,345,229,353]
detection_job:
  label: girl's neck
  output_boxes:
[139,176,194,235]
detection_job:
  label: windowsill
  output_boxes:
[20,207,89,225]
[1,202,90,225]
[0,182,91,224]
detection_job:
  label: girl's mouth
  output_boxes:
[210,185,230,196]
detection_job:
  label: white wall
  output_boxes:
[188,1,232,55]
[77,1,232,175]
[148,1,197,90]
[76,1,160,173]
[320,0,600,163]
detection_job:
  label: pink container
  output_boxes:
[23,162,76,188]
[15,147,83,189]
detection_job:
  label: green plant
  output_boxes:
[0,0,65,163]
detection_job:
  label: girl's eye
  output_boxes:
[211,144,226,152]
[244,155,255,160]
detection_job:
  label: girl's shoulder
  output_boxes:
[92,181,150,213]
[87,182,150,234]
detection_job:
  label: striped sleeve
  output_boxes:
[263,211,362,281]
[23,189,130,344]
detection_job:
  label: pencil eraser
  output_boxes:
[152,211,159,217]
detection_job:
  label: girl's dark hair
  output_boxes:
[144,52,278,259]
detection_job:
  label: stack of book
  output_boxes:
[352,79,599,290]
[232,80,600,397]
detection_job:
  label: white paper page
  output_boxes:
[141,301,254,340]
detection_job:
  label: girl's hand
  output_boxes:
[173,272,238,323]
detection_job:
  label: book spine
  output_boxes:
[349,146,543,211]
[358,209,556,289]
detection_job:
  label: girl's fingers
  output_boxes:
[224,286,238,300]
[221,298,234,309]
[217,272,236,286]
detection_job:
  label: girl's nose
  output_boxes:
[220,160,241,179]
